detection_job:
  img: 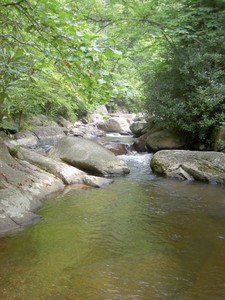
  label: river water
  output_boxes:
[0,153,225,300]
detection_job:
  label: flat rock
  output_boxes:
[19,147,85,185]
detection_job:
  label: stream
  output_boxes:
[0,152,225,299]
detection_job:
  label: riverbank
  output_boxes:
[0,133,131,236]
[1,110,225,237]
[0,110,138,236]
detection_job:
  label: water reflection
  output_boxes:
[0,153,225,299]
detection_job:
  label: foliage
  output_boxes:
[0,0,224,145]
[77,0,225,144]
[145,49,225,142]
[0,0,131,126]
[74,0,149,112]
[144,0,225,144]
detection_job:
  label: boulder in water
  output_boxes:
[48,136,130,176]
[150,150,225,184]
[19,147,113,187]
[99,142,128,155]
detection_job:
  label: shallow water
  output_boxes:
[0,153,225,299]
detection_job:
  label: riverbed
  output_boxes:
[0,153,225,299]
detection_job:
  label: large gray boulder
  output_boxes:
[150,150,225,184]
[146,128,187,151]
[0,135,115,236]
[134,117,188,152]
[19,147,113,187]
[98,117,131,134]
[48,136,130,176]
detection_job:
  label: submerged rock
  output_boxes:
[98,142,128,155]
[150,150,225,184]
[48,136,130,176]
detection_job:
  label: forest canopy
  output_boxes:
[0,0,224,143]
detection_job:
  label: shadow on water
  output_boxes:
[0,152,225,299]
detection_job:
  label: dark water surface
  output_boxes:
[0,153,225,300]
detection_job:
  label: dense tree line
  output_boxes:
[76,0,225,145]
[0,0,224,145]
[145,0,225,144]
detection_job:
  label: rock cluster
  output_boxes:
[0,128,130,236]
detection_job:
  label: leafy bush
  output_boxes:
[144,1,225,145]
[145,47,225,144]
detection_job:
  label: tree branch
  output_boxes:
[0,34,37,46]
[84,16,167,29]
[0,0,25,7]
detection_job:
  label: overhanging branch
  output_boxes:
[0,33,36,46]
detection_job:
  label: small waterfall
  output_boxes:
[118,152,155,181]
